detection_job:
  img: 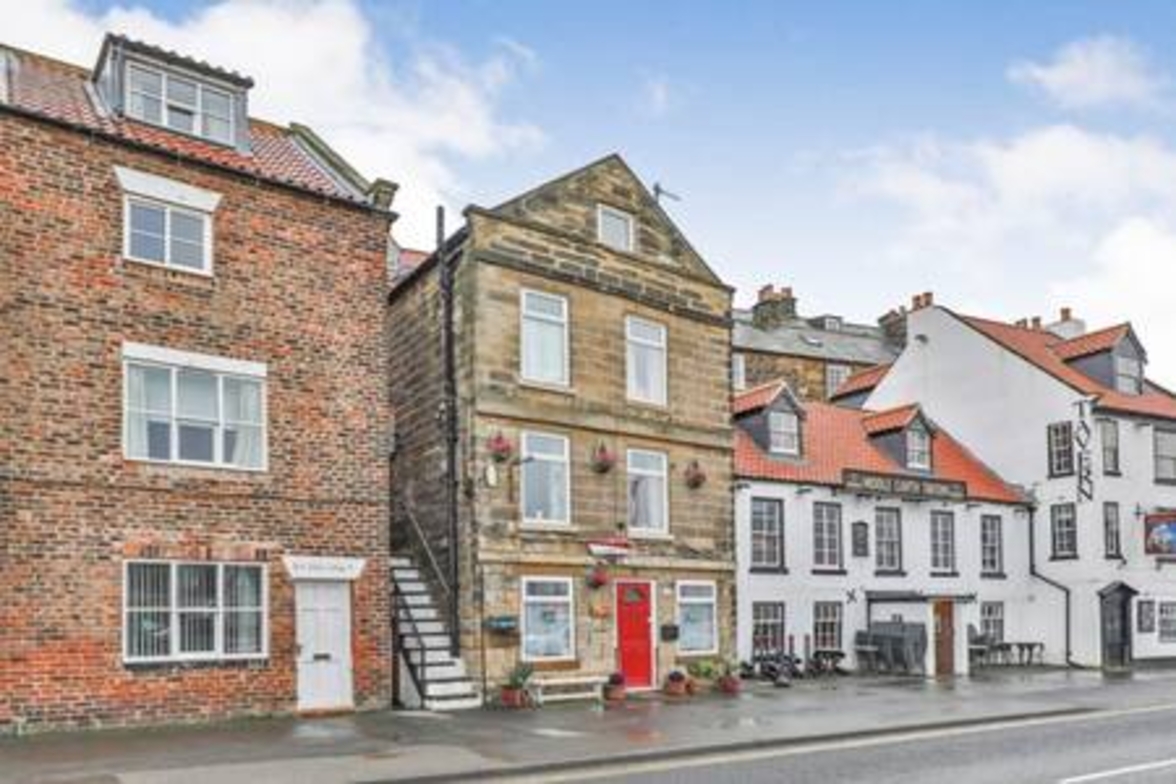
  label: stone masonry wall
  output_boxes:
[741,350,872,401]
[0,112,393,730]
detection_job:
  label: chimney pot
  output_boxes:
[758,284,775,303]
[1061,307,1072,321]
[1031,316,1042,330]
[923,291,933,306]
[911,294,923,310]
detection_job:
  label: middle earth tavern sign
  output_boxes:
[842,469,967,501]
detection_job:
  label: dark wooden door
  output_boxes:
[617,582,653,688]
[934,601,955,676]
[1101,591,1132,669]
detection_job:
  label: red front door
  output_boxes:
[617,582,654,688]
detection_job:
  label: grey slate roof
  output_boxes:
[733,309,898,364]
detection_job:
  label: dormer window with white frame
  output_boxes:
[1115,355,1143,395]
[116,167,221,275]
[126,61,235,145]
[907,424,931,470]
[768,411,800,456]
[598,204,634,252]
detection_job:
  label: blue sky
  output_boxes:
[12,1,1176,376]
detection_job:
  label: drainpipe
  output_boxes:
[438,206,461,658]
[1027,505,1076,666]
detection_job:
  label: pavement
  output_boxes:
[5,668,1176,784]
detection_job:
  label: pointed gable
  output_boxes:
[489,154,723,285]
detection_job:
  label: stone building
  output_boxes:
[732,285,901,401]
[388,155,735,707]
[1,35,396,730]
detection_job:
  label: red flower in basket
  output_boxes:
[486,431,514,463]
[590,442,617,474]
[586,564,609,589]
[684,460,707,489]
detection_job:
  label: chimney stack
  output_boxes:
[1030,316,1042,330]
[878,306,908,349]
[752,284,798,330]
[1046,306,1086,339]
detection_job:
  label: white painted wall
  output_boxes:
[869,306,1176,666]
[734,481,1051,675]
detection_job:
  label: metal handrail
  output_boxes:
[395,498,456,655]
[392,587,429,704]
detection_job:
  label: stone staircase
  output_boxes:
[391,556,480,711]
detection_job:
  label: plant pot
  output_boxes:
[663,679,689,697]
[603,684,627,703]
[718,676,741,695]
[500,687,528,708]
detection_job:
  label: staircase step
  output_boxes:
[401,633,452,649]
[391,567,423,582]
[389,556,413,568]
[424,680,478,698]
[404,648,460,665]
[424,694,482,711]
[398,606,439,622]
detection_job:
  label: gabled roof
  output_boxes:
[0,41,384,208]
[955,312,1176,420]
[832,363,892,400]
[1052,324,1132,361]
[734,400,1024,505]
[861,404,921,435]
[732,380,788,415]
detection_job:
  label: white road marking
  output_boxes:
[500,702,1176,783]
[1060,757,1176,783]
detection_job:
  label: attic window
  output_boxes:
[1115,355,1143,395]
[768,411,800,456]
[907,425,931,470]
[823,316,843,332]
[598,205,634,252]
[126,62,234,145]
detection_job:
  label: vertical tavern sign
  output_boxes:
[1074,399,1094,502]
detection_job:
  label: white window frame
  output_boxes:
[125,61,236,145]
[907,426,931,470]
[627,448,669,535]
[1156,429,1176,483]
[732,352,747,391]
[122,560,268,664]
[813,502,843,570]
[1115,355,1143,395]
[981,515,1003,575]
[825,363,851,398]
[520,576,575,662]
[1101,419,1121,475]
[750,497,785,570]
[121,342,268,472]
[1160,602,1176,643]
[768,411,800,456]
[980,601,1005,644]
[813,601,843,651]
[1048,422,1075,477]
[875,507,903,572]
[519,289,570,387]
[1104,502,1122,559]
[751,602,786,661]
[676,580,718,655]
[930,511,956,573]
[115,167,221,276]
[519,431,571,527]
[1051,503,1078,558]
[625,316,668,406]
[597,204,634,252]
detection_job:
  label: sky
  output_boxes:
[8,1,1176,378]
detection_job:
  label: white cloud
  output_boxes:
[844,124,1176,379]
[640,73,674,118]
[1008,35,1166,110]
[2,0,544,247]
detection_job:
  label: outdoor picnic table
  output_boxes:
[811,648,845,675]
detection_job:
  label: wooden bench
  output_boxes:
[532,675,607,705]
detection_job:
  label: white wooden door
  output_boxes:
[295,581,353,711]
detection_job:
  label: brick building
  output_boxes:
[388,155,735,707]
[733,284,902,401]
[1,35,396,730]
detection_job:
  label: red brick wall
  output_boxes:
[0,111,393,731]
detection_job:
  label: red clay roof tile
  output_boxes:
[831,362,891,399]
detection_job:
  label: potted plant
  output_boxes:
[684,460,707,489]
[486,431,514,463]
[586,564,609,590]
[500,662,534,708]
[603,672,626,703]
[590,442,617,474]
[717,660,742,695]
[664,669,690,697]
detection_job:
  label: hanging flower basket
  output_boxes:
[684,460,707,489]
[590,442,617,474]
[586,564,609,590]
[486,431,514,463]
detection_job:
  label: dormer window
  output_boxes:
[598,205,634,252]
[1115,355,1143,395]
[823,316,842,332]
[126,62,234,145]
[906,425,931,470]
[768,411,800,456]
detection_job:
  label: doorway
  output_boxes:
[934,600,955,676]
[616,580,655,689]
[295,580,354,711]
[1100,582,1137,670]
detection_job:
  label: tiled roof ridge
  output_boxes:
[831,362,891,398]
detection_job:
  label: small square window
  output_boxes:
[598,205,634,252]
